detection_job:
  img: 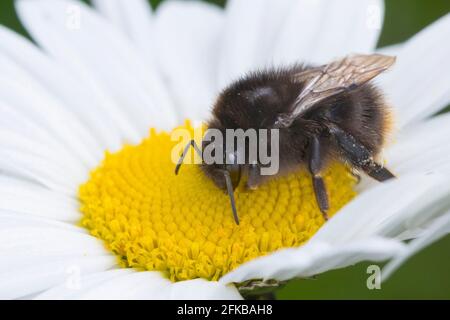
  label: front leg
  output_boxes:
[309,136,330,220]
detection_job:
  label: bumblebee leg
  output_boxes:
[220,169,240,225]
[309,136,330,220]
[362,162,395,182]
[175,140,203,175]
[329,124,395,182]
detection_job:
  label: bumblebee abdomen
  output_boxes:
[309,83,393,156]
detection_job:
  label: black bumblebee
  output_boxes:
[176,54,396,224]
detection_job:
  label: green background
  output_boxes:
[0,0,449,299]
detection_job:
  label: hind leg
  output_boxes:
[329,124,395,182]
[309,136,330,220]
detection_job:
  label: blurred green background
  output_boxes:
[0,0,449,299]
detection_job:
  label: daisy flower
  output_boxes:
[0,0,449,300]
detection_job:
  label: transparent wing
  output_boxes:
[275,54,396,128]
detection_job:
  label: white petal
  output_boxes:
[0,227,109,257]
[73,271,172,299]
[0,120,85,194]
[383,212,450,280]
[92,0,137,29]
[0,127,87,189]
[0,102,88,177]
[274,0,384,65]
[272,0,326,66]
[217,0,293,87]
[377,43,403,56]
[0,255,115,299]
[331,114,450,243]
[170,278,242,300]
[385,113,450,177]
[0,210,83,233]
[17,0,177,134]
[307,0,383,64]
[0,76,100,169]
[34,269,133,300]
[0,150,80,195]
[153,0,224,120]
[0,26,123,153]
[92,0,156,59]
[220,237,403,283]
[0,176,80,222]
[57,270,242,300]
[357,113,450,192]
[380,14,450,128]
[315,174,450,244]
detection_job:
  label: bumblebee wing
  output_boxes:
[274,54,396,128]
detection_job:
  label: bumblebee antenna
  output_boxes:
[175,140,203,175]
[222,170,239,225]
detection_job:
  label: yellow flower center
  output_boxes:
[79,122,357,282]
